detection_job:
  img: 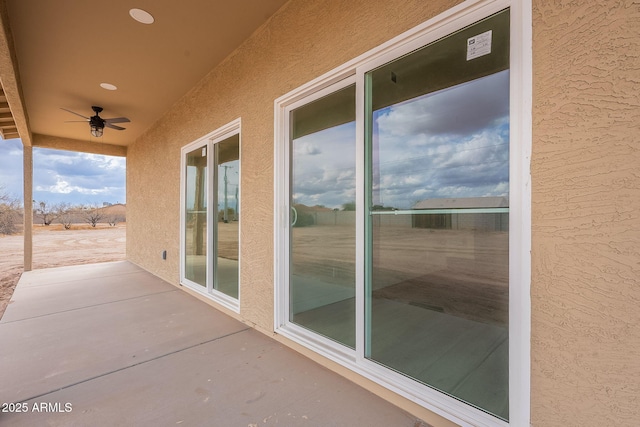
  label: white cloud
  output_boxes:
[35,178,117,196]
[28,147,127,205]
[292,122,356,208]
[371,71,510,209]
[288,71,510,211]
[375,70,510,138]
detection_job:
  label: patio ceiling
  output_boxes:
[0,0,288,155]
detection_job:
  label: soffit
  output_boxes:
[3,0,288,147]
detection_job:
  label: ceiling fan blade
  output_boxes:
[105,123,126,131]
[104,117,130,124]
[60,107,90,120]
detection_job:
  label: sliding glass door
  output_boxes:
[214,134,240,299]
[181,120,241,311]
[289,82,356,348]
[184,145,208,287]
[364,10,510,419]
[275,6,523,424]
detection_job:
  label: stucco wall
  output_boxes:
[127,0,460,331]
[531,1,640,426]
[126,0,640,425]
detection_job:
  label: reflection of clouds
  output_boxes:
[292,122,355,208]
[295,141,322,156]
[373,71,510,209]
[376,71,510,138]
[290,71,510,210]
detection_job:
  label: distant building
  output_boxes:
[412,196,509,231]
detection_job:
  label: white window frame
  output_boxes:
[274,0,531,426]
[181,118,242,313]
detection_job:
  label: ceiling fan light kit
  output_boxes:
[90,125,103,137]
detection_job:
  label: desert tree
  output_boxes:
[82,204,104,228]
[106,213,124,226]
[35,200,59,226]
[0,186,21,235]
[56,202,74,230]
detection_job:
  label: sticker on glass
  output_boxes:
[466,30,492,61]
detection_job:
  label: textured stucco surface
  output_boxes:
[32,133,127,157]
[127,0,461,330]
[126,0,640,425]
[127,1,460,424]
[531,1,640,426]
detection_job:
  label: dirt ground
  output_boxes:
[293,224,509,326]
[0,223,126,318]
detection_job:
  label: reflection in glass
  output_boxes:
[290,84,356,348]
[366,10,510,420]
[185,146,207,286]
[214,135,240,299]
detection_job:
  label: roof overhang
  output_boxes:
[0,0,289,155]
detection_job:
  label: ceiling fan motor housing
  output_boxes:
[89,115,105,128]
[90,106,105,128]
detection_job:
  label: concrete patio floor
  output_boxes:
[0,261,426,426]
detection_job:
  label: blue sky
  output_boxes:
[0,138,126,206]
[185,159,239,212]
[292,70,510,210]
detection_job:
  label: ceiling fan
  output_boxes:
[61,106,130,137]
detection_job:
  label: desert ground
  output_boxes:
[0,223,126,318]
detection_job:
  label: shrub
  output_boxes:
[0,190,20,235]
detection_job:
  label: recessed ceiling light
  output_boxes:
[100,83,118,91]
[129,8,154,24]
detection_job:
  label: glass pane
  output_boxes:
[290,84,356,348]
[185,146,208,287]
[366,10,510,420]
[214,135,240,299]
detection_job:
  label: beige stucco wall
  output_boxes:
[127,0,640,425]
[531,1,640,426]
[127,0,461,329]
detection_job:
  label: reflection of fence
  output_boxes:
[293,211,357,227]
[298,210,508,231]
[413,213,508,232]
[315,211,355,226]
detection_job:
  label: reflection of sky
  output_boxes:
[185,165,207,210]
[217,160,239,213]
[185,160,240,212]
[292,122,356,209]
[290,70,509,210]
[373,70,509,209]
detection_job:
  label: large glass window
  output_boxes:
[214,135,240,299]
[290,84,356,348]
[181,121,241,311]
[275,4,530,425]
[365,10,510,420]
[185,145,208,287]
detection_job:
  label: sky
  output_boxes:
[185,159,240,214]
[292,122,356,210]
[0,138,126,207]
[292,70,510,210]
[1,70,507,211]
